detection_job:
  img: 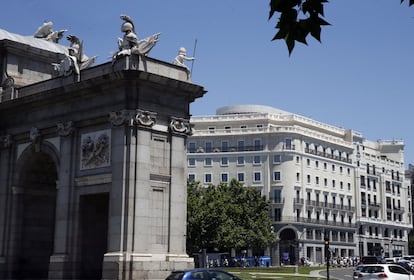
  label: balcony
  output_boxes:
[293,198,304,207]
[304,148,352,164]
[273,217,356,229]
[271,197,285,205]
[188,145,264,153]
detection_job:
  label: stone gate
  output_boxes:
[0,27,205,279]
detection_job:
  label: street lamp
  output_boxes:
[324,236,330,280]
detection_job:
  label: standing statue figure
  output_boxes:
[52,35,96,77]
[66,35,97,70]
[113,15,160,59]
[52,47,80,76]
[34,21,67,43]
[173,47,195,72]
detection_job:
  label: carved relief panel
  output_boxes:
[80,129,111,170]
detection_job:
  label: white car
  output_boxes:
[354,264,414,279]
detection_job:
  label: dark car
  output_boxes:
[360,256,386,264]
[165,269,242,280]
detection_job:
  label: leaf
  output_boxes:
[285,34,296,55]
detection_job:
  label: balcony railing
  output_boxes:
[273,216,356,228]
[305,148,352,164]
[188,145,264,153]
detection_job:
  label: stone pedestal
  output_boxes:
[102,253,194,280]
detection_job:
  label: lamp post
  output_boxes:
[324,236,330,280]
[295,230,305,274]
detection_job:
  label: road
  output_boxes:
[318,267,355,280]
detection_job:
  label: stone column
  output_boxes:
[0,135,12,277]
[103,111,137,280]
[48,122,75,280]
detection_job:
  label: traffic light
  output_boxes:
[324,237,330,260]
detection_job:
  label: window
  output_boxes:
[221,157,228,166]
[296,172,300,181]
[273,154,281,163]
[204,173,212,183]
[324,163,327,170]
[221,173,229,183]
[274,189,282,203]
[315,160,319,168]
[208,127,215,133]
[204,158,212,166]
[205,142,212,153]
[188,142,196,153]
[253,172,261,182]
[285,138,292,150]
[224,126,231,131]
[237,156,244,165]
[240,125,247,130]
[221,141,228,152]
[307,159,311,166]
[188,158,196,167]
[324,178,328,187]
[254,139,262,151]
[237,172,245,182]
[274,208,281,221]
[315,176,319,185]
[238,140,245,151]
[273,171,281,181]
[307,175,311,184]
[188,174,196,181]
[332,164,335,171]
[253,155,261,165]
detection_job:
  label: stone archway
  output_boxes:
[279,228,297,265]
[13,151,58,279]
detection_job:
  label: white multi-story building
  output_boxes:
[187,105,412,265]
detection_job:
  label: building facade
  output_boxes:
[187,105,412,265]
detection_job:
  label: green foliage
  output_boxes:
[269,0,414,55]
[186,179,275,255]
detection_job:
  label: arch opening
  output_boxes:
[14,152,58,279]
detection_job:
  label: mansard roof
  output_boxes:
[0,28,68,55]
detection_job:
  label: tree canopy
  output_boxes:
[186,179,275,255]
[269,0,414,55]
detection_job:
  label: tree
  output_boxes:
[269,0,414,55]
[186,179,275,255]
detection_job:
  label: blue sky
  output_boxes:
[1,0,414,166]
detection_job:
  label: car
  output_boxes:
[353,264,414,279]
[359,256,386,264]
[353,265,364,279]
[165,269,242,280]
[397,260,414,272]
